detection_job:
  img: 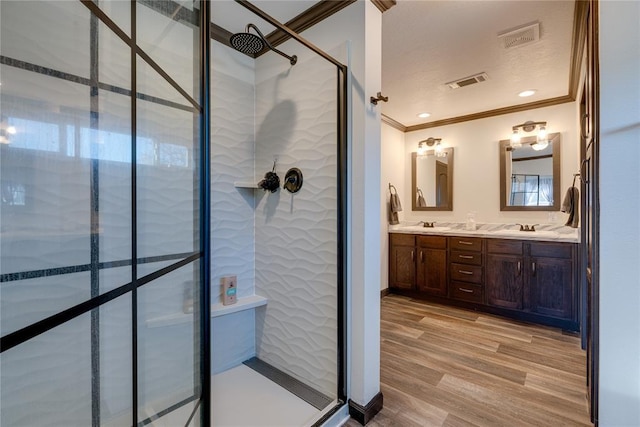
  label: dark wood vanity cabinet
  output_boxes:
[389,234,416,290]
[486,239,576,326]
[529,242,575,320]
[389,233,578,331]
[416,236,448,296]
[449,237,484,303]
[389,234,448,295]
[486,240,524,310]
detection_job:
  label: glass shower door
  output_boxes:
[0,1,209,425]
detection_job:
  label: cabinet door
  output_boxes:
[417,248,447,296]
[390,245,416,290]
[530,257,573,319]
[486,254,523,309]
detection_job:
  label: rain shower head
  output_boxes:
[229,23,297,65]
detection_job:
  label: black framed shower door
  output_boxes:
[0,1,211,426]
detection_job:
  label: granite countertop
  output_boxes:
[388,222,580,243]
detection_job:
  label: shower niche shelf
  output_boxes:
[146,295,268,328]
[233,181,259,189]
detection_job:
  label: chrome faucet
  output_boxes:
[419,221,435,228]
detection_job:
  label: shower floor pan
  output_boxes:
[213,361,336,426]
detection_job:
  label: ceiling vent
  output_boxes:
[498,22,540,49]
[445,72,489,90]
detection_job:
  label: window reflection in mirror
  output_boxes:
[499,133,561,211]
[411,148,454,211]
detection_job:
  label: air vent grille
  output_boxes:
[446,72,489,90]
[498,22,540,49]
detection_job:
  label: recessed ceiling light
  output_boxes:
[518,90,536,97]
[417,112,431,118]
[6,126,17,135]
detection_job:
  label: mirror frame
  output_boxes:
[499,132,561,211]
[411,148,454,211]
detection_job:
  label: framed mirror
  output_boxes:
[411,148,454,211]
[499,132,561,211]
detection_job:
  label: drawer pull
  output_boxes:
[458,270,474,275]
[411,251,414,261]
[458,255,474,259]
[517,261,521,276]
[458,288,474,293]
[420,251,424,262]
[458,241,473,246]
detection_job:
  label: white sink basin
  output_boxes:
[401,225,451,232]
[496,229,558,238]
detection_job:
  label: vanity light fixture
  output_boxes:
[418,137,446,157]
[510,120,548,150]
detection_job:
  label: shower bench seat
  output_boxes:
[146,295,268,328]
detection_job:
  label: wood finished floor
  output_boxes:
[344,294,592,427]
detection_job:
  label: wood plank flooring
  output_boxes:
[344,294,592,427]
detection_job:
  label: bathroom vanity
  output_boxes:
[388,225,579,331]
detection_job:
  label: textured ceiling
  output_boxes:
[381,0,576,127]
[212,0,576,129]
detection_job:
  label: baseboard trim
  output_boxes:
[380,288,390,298]
[348,392,383,425]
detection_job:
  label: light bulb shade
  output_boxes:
[510,130,521,148]
[6,126,17,135]
[417,141,427,155]
[435,141,447,157]
[537,125,547,140]
[531,140,549,151]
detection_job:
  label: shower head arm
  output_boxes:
[246,23,297,65]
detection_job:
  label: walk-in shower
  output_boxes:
[1,1,347,426]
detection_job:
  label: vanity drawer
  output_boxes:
[450,237,482,252]
[451,250,482,266]
[390,233,415,246]
[417,235,447,249]
[530,242,573,259]
[487,239,523,255]
[450,263,483,284]
[450,282,484,303]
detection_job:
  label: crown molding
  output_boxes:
[371,0,397,13]
[262,0,357,51]
[381,114,407,132]
[402,95,574,133]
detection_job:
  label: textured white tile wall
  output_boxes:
[254,52,339,398]
[210,43,258,373]
[210,53,256,304]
